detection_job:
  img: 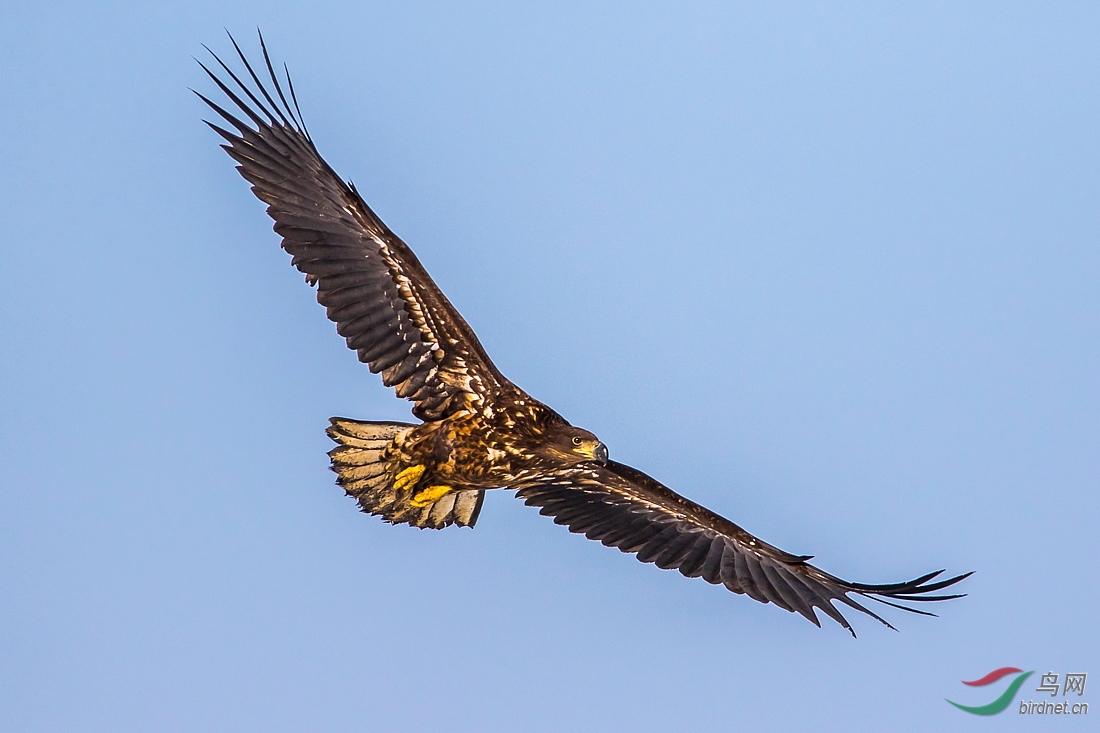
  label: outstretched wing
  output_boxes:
[516,461,970,635]
[197,33,509,420]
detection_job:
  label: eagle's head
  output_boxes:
[540,424,608,466]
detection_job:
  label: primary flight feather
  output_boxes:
[198,33,970,635]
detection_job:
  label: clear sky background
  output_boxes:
[2,3,1098,731]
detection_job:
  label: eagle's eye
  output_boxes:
[571,436,583,446]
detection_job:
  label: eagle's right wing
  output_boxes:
[198,33,510,420]
[517,460,971,635]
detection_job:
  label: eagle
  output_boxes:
[197,33,970,635]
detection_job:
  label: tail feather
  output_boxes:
[326,417,485,529]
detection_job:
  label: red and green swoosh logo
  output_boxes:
[947,667,1034,715]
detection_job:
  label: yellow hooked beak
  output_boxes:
[575,440,609,465]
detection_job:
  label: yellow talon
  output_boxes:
[393,465,426,491]
[410,485,452,507]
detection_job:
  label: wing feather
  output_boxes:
[199,33,511,420]
[516,460,971,635]
[674,536,712,578]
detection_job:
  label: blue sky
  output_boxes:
[2,2,1097,731]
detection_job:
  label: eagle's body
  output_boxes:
[363,394,580,504]
[199,33,970,635]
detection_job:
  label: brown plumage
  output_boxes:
[198,32,970,635]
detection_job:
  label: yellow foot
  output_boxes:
[393,465,426,491]
[410,485,452,507]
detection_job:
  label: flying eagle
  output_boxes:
[197,34,970,635]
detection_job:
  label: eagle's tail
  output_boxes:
[325,417,485,529]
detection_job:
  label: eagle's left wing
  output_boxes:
[196,34,512,421]
[516,461,970,634]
